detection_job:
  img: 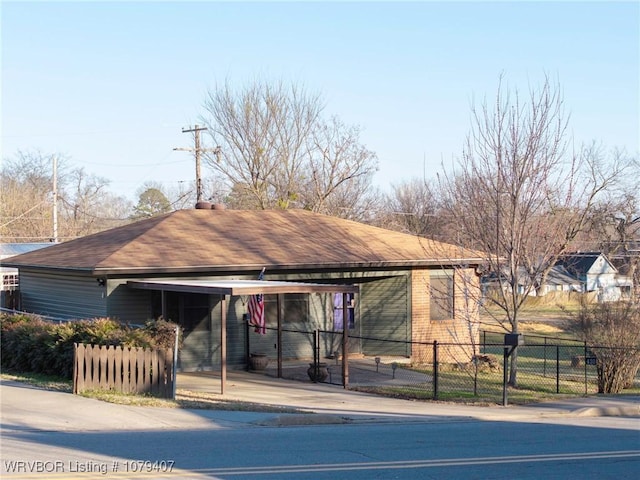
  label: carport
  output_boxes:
[128,279,359,394]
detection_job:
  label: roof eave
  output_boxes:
[92,258,486,276]
[0,263,94,273]
[8,258,485,277]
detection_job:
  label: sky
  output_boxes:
[2,1,639,202]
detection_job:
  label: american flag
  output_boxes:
[248,268,266,334]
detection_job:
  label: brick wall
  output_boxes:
[411,267,480,364]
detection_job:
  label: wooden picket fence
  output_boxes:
[73,343,175,399]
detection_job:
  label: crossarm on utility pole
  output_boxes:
[174,125,220,202]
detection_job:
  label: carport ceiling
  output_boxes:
[127,279,359,296]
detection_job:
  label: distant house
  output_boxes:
[555,252,632,301]
[3,207,485,371]
[481,252,633,301]
[540,265,584,295]
[609,249,640,296]
[0,243,53,309]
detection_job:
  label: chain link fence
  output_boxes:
[247,324,640,404]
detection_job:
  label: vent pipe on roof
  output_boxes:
[195,201,212,209]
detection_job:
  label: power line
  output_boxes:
[73,158,186,168]
[0,200,50,228]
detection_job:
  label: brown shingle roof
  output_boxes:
[3,209,484,274]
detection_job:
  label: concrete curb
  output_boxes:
[250,400,640,427]
[573,406,640,418]
[254,414,354,427]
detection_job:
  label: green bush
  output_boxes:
[0,313,179,379]
[1,316,51,374]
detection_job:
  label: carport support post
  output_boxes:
[220,294,228,395]
[172,325,179,400]
[277,293,283,378]
[245,317,250,372]
[342,292,349,389]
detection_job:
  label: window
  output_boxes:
[264,293,309,324]
[333,293,355,330]
[430,274,454,321]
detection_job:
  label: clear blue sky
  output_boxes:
[2,1,639,201]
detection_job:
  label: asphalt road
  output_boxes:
[3,416,639,479]
[2,380,639,480]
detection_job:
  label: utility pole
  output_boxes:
[52,156,58,243]
[174,125,219,202]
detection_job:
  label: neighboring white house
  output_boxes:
[555,252,632,302]
[481,264,583,297]
[482,252,633,301]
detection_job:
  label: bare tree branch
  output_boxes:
[201,79,378,217]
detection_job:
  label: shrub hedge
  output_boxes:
[0,313,179,379]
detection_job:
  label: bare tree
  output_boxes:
[376,178,448,238]
[302,116,378,216]
[202,79,321,209]
[201,79,378,217]
[1,151,63,242]
[438,76,628,385]
[580,155,640,288]
[164,180,197,211]
[1,150,131,242]
[58,167,130,237]
[569,296,640,393]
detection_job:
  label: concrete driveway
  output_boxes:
[177,370,640,423]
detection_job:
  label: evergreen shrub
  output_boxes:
[0,313,179,379]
